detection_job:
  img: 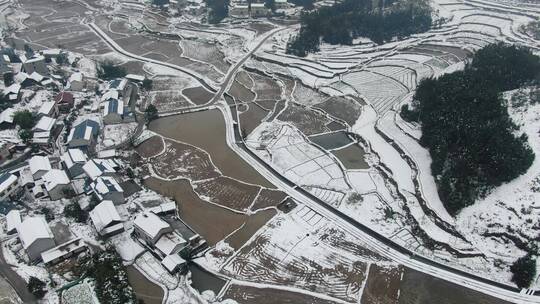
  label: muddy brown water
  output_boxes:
[226,208,277,250]
[144,178,247,245]
[148,110,274,188]
[397,268,512,304]
[332,144,370,170]
[189,263,227,296]
[309,131,353,150]
[126,266,164,304]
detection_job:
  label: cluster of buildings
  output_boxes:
[0,39,206,280]
[229,0,291,18]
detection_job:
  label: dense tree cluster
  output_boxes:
[206,0,229,24]
[27,277,47,299]
[401,44,540,215]
[511,254,537,288]
[97,61,127,80]
[86,248,136,304]
[286,0,432,56]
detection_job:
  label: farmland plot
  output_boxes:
[315,96,363,126]
[222,208,392,303]
[277,103,331,135]
[192,176,260,212]
[247,122,349,191]
[249,72,282,100]
[149,140,220,181]
[180,39,230,73]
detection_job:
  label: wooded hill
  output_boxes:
[401,43,540,215]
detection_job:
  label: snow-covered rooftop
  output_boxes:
[161,254,186,273]
[6,209,21,233]
[17,216,54,249]
[33,116,56,132]
[38,101,56,116]
[42,169,70,191]
[0,108,14,124]
[28,155,52,176]
[0,172,17,194]
[155,232,187,256]
[134,213,170,240]
[92,176,123,195]
[83,159,116,181]
[89,200,122,233]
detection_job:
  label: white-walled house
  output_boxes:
[102,99,124,125]
[91,176,124,205]
[89,200,124,237]
[17,216,55,261]
[28,155,52,180]
[0,172,19,200]
[133,213,173,245]
[6,210,21,234]
[42,169,72,200]
[61,149,87,179]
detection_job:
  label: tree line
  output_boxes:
[401,43,540,215]
[286,0,432,57]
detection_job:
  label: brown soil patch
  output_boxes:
[278,103,331,135]
[150,140,220,181]
[223,284,340,304]
[136,136,164,158]
[251,188,288,211]
[144,178,247,245]
[228,81,256,103]
[150,91,193,112]
[361,265,402,304]
[239,103,269,137]
[316,96,363,126]
[193,176,260,212]
[250,72,281,100]
[182,86,214,105]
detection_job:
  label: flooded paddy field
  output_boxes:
[278,103,331,135]
[397,268,512,304]
[144,178,247,245]
[309,131,354,150]
[332,144,370,170]
[225,208,277,250]
[223,284,340,304]
[182,86,214,105]
[126,266,164,304]
[144,178,277,248]
[228,80,256,103]
[315,96,363,126]
[148,110,273,187]
[239,103,269,136]
[135,136,164,158]
[189,263,227,296]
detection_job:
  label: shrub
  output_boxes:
[64,201,88,223]
[97,61,126,80]
[510,255,536,288]
[27,277,46,299]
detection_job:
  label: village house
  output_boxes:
[67,72,85,91]
[133,212,173,245]
[6,209,21,234]
[61,149,87,179]
[102,99,124,125]
[21,55,48,75]
[33,116,56,145]
[250,3,270,17]
[155,232,188,257]
[274,0,289,9]
[161,254,187,274]
[89,200,124,237]
[28,155,52,180]
[42,169,72,200]
[91,176,124,205]
[41,238,87,266]
[17,216,55,261]
[67,119,100,152]
[230,4,249,18]
[83,158,117,181]
[0,172,20,200]
[3,83,21,102]
[0,108,14,130]
[54,91,74,112]
[38,101,58,118]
